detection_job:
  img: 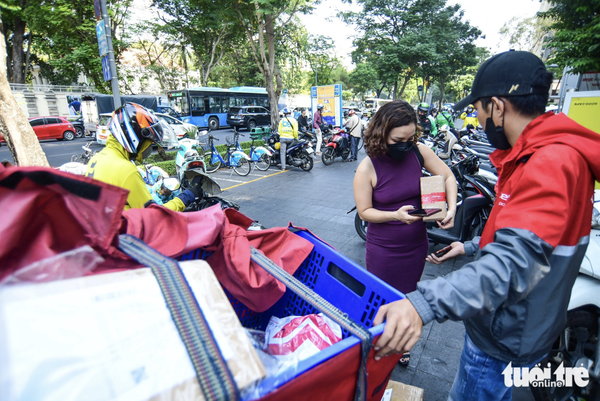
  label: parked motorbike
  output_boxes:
[70,141,97,164]
[266,132,314,171]
[531,190,600,401]
[322,127,351,165]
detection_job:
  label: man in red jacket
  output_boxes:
[372,51,600,400]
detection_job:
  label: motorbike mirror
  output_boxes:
[196,130,209,140]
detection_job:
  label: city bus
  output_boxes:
[167,87,269,130]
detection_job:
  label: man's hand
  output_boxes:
[373,299,423,360]
[425,241,464,265]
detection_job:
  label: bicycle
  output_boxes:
[231,130,271,171]
[202,134,252,176]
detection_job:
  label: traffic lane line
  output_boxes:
[222,169,288,191]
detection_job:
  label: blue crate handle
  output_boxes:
[250,246,373,401]
[118,234,240,401]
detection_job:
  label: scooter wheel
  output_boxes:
[322,147,335,165]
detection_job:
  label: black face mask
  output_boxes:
[387,141,414,160]
[484,103,511,150]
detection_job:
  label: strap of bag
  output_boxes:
[250,246,373,401]
[118,234,240,401]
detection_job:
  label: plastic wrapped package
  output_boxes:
[265,314,342,360]
[0,245,104,285]
[0,259,265,401]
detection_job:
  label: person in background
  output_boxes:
[69,97,81,115]
[297,108,310,132]
[345,110,361,162]
[437,106,456,130]
[85,103,199,211]
[278,108,298,171]
[312,104,324,156]
[417,102,438,136]
[372,50,600,401]
[460,104,480,129]
[353,100,457,366]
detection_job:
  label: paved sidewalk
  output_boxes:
[219,146,534,401]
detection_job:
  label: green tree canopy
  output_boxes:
[539,0,600,73]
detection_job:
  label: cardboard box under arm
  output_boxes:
[420,175,448,222]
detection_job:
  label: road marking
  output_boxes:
[214,177,243,183]
[222,170,287,191]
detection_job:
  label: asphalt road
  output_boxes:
[0,126,255,167]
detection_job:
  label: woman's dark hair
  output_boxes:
[479,70,554,117]
[364,100,421,158]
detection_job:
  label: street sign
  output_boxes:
[102,56,111,81]
[417,85,423,92]
[93,0,102,20]
[96,21,108,57]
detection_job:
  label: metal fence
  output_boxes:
[9,83,96,93]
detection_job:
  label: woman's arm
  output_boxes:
[353,157,422,224]
[418,143,457,228]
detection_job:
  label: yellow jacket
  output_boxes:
[460,111,480,128]
[85,135,185,211]
[278,116,298,139]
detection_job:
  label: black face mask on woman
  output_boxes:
[387,141,414,160]
[484,102,511,150]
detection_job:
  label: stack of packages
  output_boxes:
[0,165,345,401]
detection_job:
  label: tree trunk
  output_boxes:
[265,15,280,130]
[23,33,32,80]
[398,72,413,99]
[11,17,26,83]
[438,78,445,109]
[0,17,49,167]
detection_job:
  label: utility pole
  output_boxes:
[100,0,121,108]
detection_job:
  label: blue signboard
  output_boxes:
[102,56,111,81]
[96,21,108,57]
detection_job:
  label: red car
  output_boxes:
[0,116,76,143]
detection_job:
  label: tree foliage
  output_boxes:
[151,0,244,86]
[1,0,132,91]
[539,0,600,73]
[341,0,480,102]
[230,0,316,128]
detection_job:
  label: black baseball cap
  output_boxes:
[455,50,549,111]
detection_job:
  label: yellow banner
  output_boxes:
[565,96,600,134]
[317,85,335,97]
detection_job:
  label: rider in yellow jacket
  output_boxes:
[277,108,298,170]
[460,104,480,128]
[85,103,198,211]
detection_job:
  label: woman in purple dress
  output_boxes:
[353,101,457,362]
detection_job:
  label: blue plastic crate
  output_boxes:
[178,229,405,396]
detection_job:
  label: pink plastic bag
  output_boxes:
[265,314,342,360]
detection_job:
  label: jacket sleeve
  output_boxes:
[407,228,554,325]
[123,171,154,209]
[460,112,467,120]
[123,171,185,212]
[407,145,586,325]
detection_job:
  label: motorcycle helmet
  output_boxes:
[109,103,164,154]
[274,142,281,150]
[282,107,292,115]
[467,104,474,113]
[348,110,356,116]
[417,102,429,113]
[317,103,324,110]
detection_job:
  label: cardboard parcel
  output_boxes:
[0,259,266,401]
[420,175,447,222]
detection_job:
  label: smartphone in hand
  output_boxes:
[408,208,442,217]
[434,246,452,257]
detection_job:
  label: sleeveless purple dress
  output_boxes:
[365,150,428,294]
